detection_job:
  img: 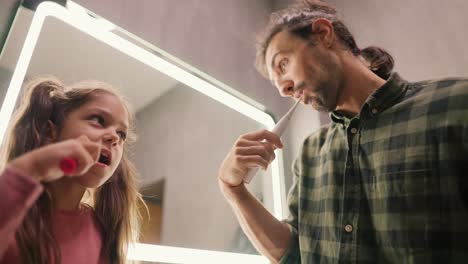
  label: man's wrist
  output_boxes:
[218,177,249,203]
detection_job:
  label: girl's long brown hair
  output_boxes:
[0,76,144,264]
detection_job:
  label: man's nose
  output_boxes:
[276,79,295,97]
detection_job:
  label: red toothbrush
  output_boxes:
[60,158,77,174]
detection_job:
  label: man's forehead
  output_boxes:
[268,31,300,61]
[266,31,290,58]
[265,31,294,76]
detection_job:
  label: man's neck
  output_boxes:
[334,55,386,117]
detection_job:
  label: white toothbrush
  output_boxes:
[243,98,301,184]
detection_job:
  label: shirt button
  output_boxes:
[350,127,358,134]
[371,108,378,114]
[344,224,353,233]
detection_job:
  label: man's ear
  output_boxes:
[311,18,335,48]
[44,120,58,144]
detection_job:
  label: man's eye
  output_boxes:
[279,59,288,73]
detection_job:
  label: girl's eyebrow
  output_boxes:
[89,107,128,131]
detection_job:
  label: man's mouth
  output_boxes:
[293,89,304,101]
[293,83,305,96]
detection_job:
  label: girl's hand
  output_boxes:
[8,135,101,182]
[218,129,283,187]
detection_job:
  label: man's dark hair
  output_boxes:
[255,0,394,80]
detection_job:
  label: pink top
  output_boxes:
[0,167,110,264]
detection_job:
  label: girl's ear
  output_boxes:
[44,120,59,144]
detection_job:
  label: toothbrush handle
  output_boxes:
[243,116,290,184]
[60,158,77,175]
[242,99,300,185]
[243,167,260,184]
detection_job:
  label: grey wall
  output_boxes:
[331,0,468,81]
[0,0,20,52]
[134,83,266,253]
[0,0,20,99]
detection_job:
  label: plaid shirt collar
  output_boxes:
[331,72,409,125]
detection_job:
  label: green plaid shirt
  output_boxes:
[280,73,468,263]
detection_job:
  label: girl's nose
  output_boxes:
[103,129,119,145]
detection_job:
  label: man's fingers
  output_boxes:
[241,129,283,148]
[235,145,276,163]
[236,155,269,170]
[220,130,283,186]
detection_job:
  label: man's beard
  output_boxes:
[308,54,341,112]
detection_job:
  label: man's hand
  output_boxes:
[218,129,283,187]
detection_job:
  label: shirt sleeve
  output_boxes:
[0,166,43,258]
[279,156,301,263]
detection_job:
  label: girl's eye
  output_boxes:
[117,131,127,141]
[90,115,105,125]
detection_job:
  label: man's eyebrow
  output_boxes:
[270,51,282,71]
[269,49,291,70]
[268,50,291,85]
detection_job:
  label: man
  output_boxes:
[218,0,468,263]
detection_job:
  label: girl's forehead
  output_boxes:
[81,92,130,123]
[85,92,121,107]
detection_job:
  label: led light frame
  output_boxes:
[127,244,269,264]
[0,1,286,262]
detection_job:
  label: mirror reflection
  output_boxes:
[0,4,278,260]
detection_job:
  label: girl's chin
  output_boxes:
[75,178,106,189]
[74,171,113,188]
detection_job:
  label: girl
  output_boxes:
[0,77,143,264]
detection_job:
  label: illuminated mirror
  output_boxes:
[0,2,287,263]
